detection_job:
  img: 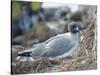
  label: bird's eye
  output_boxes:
[75,27,79,31]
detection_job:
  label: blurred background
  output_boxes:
[11,0,97,74]
[11,1,81,47]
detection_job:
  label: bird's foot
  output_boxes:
[59,59,72,70]
[60,63,72,70]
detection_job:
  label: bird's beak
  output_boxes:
[79,26,86,34]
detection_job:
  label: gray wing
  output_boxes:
[18,34,74,58]
[41,36,75,57]
[30,34,63,57]
[31,42,46,57]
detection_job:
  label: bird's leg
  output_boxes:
[60,59,66,68]
[59,58,71,70]
[41,58,53,67]
[44,58,53,71]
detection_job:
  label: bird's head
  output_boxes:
[68,22,86,34]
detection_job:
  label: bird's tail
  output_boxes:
[17,50,32,57]
[17,43,44,60]
[17,43,40,57]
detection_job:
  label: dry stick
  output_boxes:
[92,23,97,59]
[85,49,89,57]
[82,22,94,57]
[67,56,87,63]
[35,59,43,72]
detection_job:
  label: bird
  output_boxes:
[17,21,85,68]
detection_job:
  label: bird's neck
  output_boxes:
[65,32,79,42]
[71,32,79,37]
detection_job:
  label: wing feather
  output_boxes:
[41,35,75,57]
